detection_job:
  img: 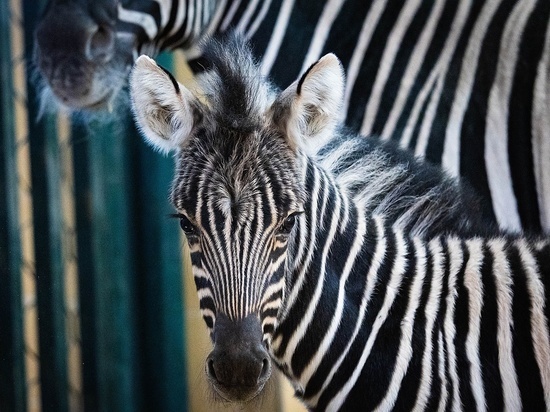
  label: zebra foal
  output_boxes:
[130,34,550,411]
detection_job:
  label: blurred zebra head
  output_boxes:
[33,0,134,113]
[130,34,344,402]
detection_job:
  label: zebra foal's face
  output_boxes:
[130,35,344,403]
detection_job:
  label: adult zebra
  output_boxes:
[34,0,550,232]
[130,34,550,411]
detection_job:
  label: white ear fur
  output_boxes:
[281,53,344,155]
[130,55,196,154]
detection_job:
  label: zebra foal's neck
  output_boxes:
[272,158,550,411]
[273,172,550,410]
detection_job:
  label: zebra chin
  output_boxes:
[205,313,272,403]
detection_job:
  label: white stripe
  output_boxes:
[517,240,550,407]
[342,0,386,119]
[485,0,537,232]
[437,330,448,412]
[299,0,345,74]
[118,4,158,40]
[326,228,408,411]
[153,0,172,30]
[442,0,502,177]
[360,0,422,137]
[260,0,295,76]
[413,238,445,411]
[194,0,203,42]
[445,238,463,412]
[489,239,521,411]
[414,1,472,160]
[380,0,447,140]
[306,217,387,408]
[374,237,427,411]
[183,0,195,43]
[298,202,366,386]
[220,0,242,31]
[531,16,550,232]
[236,0,260,33]
[463,238,486,412]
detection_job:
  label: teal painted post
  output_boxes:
[133,53,188,411]
[85,117,140,412]
[0,2,26,410]
[23,1,69,411]
[70,122,100,412]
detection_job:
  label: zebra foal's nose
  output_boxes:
[205,313,272,402]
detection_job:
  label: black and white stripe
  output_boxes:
[273,157,550,410]
[117,0,550,233]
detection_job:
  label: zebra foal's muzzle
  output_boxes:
[206,313,272,402]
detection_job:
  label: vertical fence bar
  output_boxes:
[0,1,26,410]
[84,117,140,412]
[22,1,68,411]
[70,122,99,412]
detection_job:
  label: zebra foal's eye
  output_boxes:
[176,214,197,236]
[278,212,302,235]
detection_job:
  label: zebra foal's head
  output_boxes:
[130,34,344,402]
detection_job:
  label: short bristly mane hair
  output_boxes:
[199,34,275,133]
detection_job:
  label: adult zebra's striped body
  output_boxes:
[130,34,550,411]
[35,0,550,233]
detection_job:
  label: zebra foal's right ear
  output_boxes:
[130,55,197,154]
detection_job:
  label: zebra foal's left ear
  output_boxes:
[270,53,345,155]
[130,55,198,154]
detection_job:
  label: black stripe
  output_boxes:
[459,0,515,219]
[453,242,475,410]
[478,242,503,411]
[533,242,550,325]
[157,0,179,49]
[509,243,546,410]
[320,0,374,74]
[246,1,282,62]
[269,0,327,88]
[507,1,550,233]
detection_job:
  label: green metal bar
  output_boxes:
[0,1,27,410]
[23,1,69,411]
[86,117,140,412]
[70,122,99,412]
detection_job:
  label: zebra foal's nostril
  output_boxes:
[85,25,115,62]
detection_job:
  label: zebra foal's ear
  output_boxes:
[271,53,344,155]
[130,55,197,154]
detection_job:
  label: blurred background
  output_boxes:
[0,0,304,410]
